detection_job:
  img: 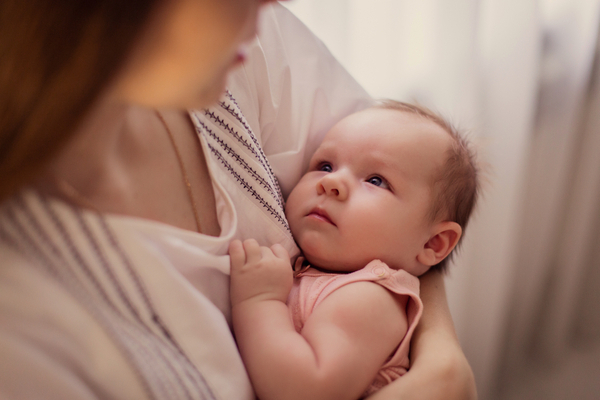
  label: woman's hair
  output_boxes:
[374,99,480,273]
[0,0,159,201]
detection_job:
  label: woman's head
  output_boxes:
[0,0,276,201]
[115,0,273,108]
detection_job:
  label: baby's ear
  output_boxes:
[417,221,462,267]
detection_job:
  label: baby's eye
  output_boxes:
[366,175,390,189]
[318,163,333,173]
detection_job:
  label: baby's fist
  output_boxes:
[229,239,293,306]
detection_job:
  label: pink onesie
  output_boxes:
[287,259,424,396]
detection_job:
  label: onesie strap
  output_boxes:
[314,260,420,305]
[293,256,311,277]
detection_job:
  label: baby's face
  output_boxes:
[285,108,451,274]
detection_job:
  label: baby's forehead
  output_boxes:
[318,108,451,177]
[326,108,451,152]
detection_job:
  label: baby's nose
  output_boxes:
[317,173,348,200]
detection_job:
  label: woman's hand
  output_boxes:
[229,239,293,307]
[365,270,477,400]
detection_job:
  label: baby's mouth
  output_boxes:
[307,208,336,226]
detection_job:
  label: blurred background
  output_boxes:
[283,1,600,399]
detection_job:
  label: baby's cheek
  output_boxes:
[287,213,302,241]
[285,204,301,233]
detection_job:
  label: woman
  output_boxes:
[0,0,476,398]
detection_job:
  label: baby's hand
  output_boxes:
[229,239,293,306]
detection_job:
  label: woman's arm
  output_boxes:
[366,270,477,400]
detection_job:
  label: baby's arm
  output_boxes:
[229,239,408,400]
[365,270,478,400]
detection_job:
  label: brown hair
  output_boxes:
[374,100,480,273]
[0,0,159,201]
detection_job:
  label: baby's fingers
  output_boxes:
[270,243,290,261]
[242,239,263,264]
[228,240,246,270]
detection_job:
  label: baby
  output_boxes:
[229,100,479,400]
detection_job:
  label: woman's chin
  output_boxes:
[188,72,232,109]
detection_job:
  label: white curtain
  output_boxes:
[283,1,600,399]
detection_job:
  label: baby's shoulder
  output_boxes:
[350,260,420,294]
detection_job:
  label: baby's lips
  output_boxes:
[307,207,336,226]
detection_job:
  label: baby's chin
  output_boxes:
[296,234,372,272]
[302,248,413,274]
[302,252,365,273]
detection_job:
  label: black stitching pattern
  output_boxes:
[215,101,285,201]
[207,91,284,205]
[207,143,291,233]
[195,93,289,233]
[204,110,259,158]
[202,107,285,204]
[197,119,285,212]
[223,90,283,197]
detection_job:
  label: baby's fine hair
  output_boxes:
[374,100,480,273]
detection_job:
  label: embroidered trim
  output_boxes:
[197,120,285,212]
[206,143,291,233]
[215,100,285,201]
[194,91,289,234]
[216,90,283,202]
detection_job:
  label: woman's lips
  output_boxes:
[306,208,335,226]
[233,43,249,66]
[234,50,247,65]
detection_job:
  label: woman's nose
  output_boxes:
[316,173,348,201]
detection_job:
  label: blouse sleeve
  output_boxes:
[227,3,373,199]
